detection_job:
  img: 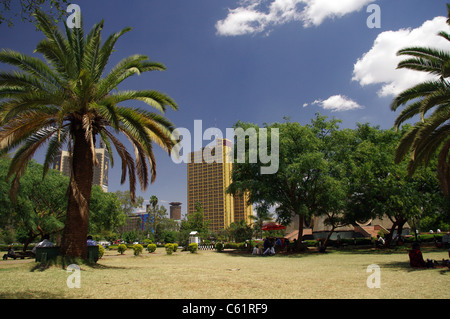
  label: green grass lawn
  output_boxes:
[0,247,448,299]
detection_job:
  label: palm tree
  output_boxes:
[391,4,450,197]
[149,195,158,209]
[0,11,178,258]
[251,205,274,239]
[148,194,159,234]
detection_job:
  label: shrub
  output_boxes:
[143,238,153,244]
[188,243,198,253]
[118,244,127,255]
[98,245,105,259]
[172,243,178,252]
[133,244,144,256]
[215,242,224,252]
[165,243,174,255]
[147,243,157,253]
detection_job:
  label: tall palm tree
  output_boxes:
[391,4,450,197]
[250,205,274,239]
[0,11,178,258]
[149,195,158,209]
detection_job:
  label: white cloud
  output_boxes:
[300,0,375,27]
[215,5,268,36]
[216,0,376,36]
[352,16,449,97]
[305,95,364,112]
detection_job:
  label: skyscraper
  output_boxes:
[53,146,109,192]
[187,138,253,232]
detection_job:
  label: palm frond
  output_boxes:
[81,20,104,75]
[33,11,74,78]
[394,126,420,164]
[397,47,450,64]
[390,80,445,111]
[419,90,450,120]
[122,130,151,188]
[95,55,165,100]
[393,100,422,129]
[0,111,56,154]
[412,123,450,171]
[8,126,59,199]
[397,57,443,76]
[93,26,132,81]
[102,129,136,201]
[0,49,62,89]
[111,90,178,113]
[42,125,70,177]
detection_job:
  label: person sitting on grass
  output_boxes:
[409,242,437,268]
[376,235,385,248]
[263,237,275,256]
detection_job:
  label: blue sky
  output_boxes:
[1,0,448,215]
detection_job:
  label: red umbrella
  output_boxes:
[261,222,286,231]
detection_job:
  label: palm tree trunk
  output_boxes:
[60,126,94,259]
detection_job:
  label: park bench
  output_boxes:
[35,247,59,262]
[34,246,99,262]
[87,245,99,262]
[2,250,34,260]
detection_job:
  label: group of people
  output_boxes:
[2,234,98,260]
[409,242,450,269]
[252,237,290,256]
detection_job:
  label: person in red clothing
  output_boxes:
[409,242,427,268]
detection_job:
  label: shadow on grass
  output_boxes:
[30,256,127,272]
[377,260,450,274]
[0,291,65,299]
[218,248,325,259]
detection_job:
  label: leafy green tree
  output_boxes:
[89,186,126,239]
[0,158,68,249]
[0,0,69,27]
[250,205,274,239]
[147,195,166,238]
[228,115,348,250]
[347,124,444,246]
[0,11,178,258]
[115,190,144,216]
[0,158,127,248]
[225,219,253,243]
[391,4,450,197]
[179,202,210,246]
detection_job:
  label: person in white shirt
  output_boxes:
[32,234,54,254]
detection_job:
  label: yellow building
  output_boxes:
[187,138,253,232]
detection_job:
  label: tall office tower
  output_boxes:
[53,146,109,192]
[232,191,253,225]
[187,138,253,232]
[93,147,109,192]
[52,150,71,177]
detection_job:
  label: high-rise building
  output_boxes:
[92,147,109,192]
[53,150,71,177]
[53,146,109,192]
[187,138,253,232]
